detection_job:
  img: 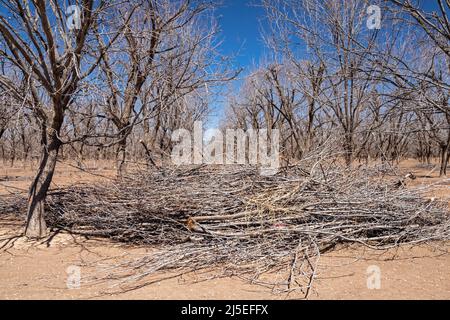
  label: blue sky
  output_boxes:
[207,0,269,127]
[214,0,448,72]
[0,0,446,127]
[216,0,267,71]
[208,0,449,126]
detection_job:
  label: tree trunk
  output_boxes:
[140,140,157,168]
[440,143,450,177]
[116,137,127,176]
[344,133,354,167]
[25,138,60,238]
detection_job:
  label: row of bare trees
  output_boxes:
[0,0,237,237]
[225,0,449,173]
[0,0,448,238]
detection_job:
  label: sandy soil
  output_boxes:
[0,222,448,300]
[0,160,116,196]
[0,159,449,300]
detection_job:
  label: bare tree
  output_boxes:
[0,91,11,140]
[377,1,450,173]
[264,0,384,165]
[388,0,450,64]
[0,0,126,237]
[95,0,237,174]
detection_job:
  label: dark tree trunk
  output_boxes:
[439,143,450,177]
[25,135,61,238]
[140,140,157,168]
[116,136,127,176]
[344,133,354,167]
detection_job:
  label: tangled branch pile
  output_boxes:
[1,164,449,296]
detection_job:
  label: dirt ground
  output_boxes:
[0,159,449,300]
[0,160,116,196]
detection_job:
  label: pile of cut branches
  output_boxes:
[1,164,449,297]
